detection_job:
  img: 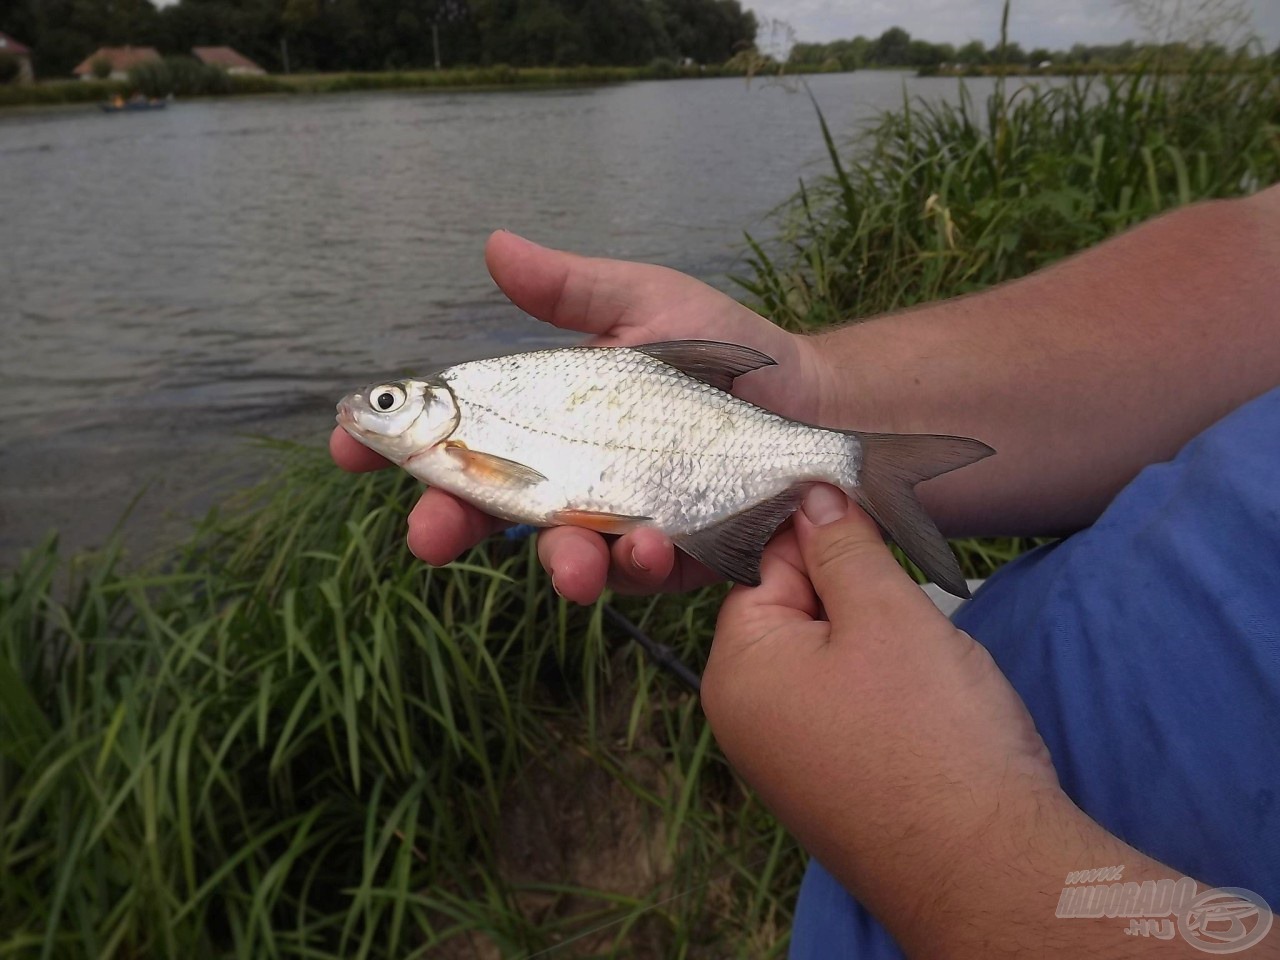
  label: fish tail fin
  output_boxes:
[836,431,994,599]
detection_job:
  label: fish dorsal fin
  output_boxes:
[445,441,547,486]
[633,340,776,392]
[674,487,806,587]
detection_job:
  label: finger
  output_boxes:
[537,526,610,604]
[406,487,508,565]
[330,426,392,472]
[484,230,725,339]
[793,484,944,631]
[605,528,676,594]
[602,529,756,595]
[709,529,828,673]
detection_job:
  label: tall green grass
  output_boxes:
[3,61,1278,956]
[1,446,785,957]
[739,58,1279,328]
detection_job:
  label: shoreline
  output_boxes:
[0,62,844,110]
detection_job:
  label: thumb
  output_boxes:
[484,230,636,337]
[795,484,945,628]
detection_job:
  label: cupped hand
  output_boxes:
[701,485,1061,934]
[331,230,829,602]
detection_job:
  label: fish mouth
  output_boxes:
[335,397,359,431]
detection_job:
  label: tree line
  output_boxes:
[4,0,758,78]
[787,25,1276,70]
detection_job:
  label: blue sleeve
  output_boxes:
[791,385,1280,958]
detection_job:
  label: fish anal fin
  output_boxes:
[674,487,807,586]
[633,340,776,392]
[550,508,651,535]
[445,441,547,486]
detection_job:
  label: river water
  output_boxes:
[0,71,1004,565]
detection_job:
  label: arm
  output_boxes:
[813,184,1280,535]
[331,186,1280,598]
[704,488,1278,958]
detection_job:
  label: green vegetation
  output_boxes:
[0,52,21,84]
[740,57,1280,328]
[4,60,1279,956]
[790,23,1280,74]
[128,55,234,97]
[4,0,756,80]
[3,450,779,956]
[0,60,833,108]
[0,77,123,107]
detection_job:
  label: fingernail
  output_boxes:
[803,485,848,526]
[630,547,649,573]
[551,573,565,599]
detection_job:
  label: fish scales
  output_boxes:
[438,348,849,529]
[336,340,995,597]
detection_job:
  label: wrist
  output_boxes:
[820,775,1075,950]
[891,785,1168,958]
[804,314,945,433]
[793,327,849,428]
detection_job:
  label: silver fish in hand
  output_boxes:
[336,340,993,597]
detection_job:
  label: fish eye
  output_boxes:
[370,384,406,413]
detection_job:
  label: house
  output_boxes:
[0,31,34,83]
[72,46,160,81]
[193,46,265,76]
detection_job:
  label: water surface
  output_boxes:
[0,71,1005,564]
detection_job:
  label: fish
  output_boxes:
[336,340,994,598]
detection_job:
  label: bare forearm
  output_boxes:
[817,783,1274,959]
[811,185,1280,535]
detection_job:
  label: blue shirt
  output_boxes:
[791,385,1280,958]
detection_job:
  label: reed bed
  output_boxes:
[739,57,1280,328]
[3,59,1278,957]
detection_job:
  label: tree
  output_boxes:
[788,41,826,65]
[956,39,986,65]
[994,41,1027,63]
[906,39,943,66]
[656,0,757,64]
[871,25,910,65]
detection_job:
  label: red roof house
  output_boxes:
[193,46,265,75]
[0,31,34,83]
[72,46,160,81]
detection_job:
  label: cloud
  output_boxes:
[748,0,1280,49]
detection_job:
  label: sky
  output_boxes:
[747,0,1280,52]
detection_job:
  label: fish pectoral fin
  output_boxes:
[674,487,807,587]
[633,340,776,392]
[445,442,547,486]
[550,508,651,535]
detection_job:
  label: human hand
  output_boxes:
[331,230,829,602]
[702,484,1068,948]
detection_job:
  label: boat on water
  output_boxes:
[100,95,169,113]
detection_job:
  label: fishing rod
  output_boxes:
[507,524,703,694]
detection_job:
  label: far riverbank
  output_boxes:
[0,60,838,109]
